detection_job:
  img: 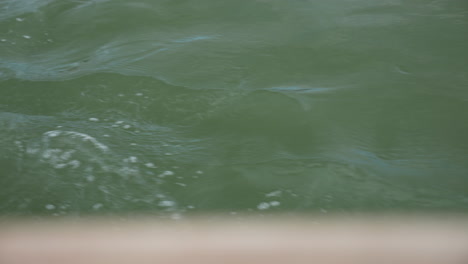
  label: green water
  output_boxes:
[1,0,467,216]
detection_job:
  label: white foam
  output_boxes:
[43,130,109,152]
[45,131,61,137]
[45,204,55,210]
[159,171,174,177]
[26,148,39,154]
[145,162,156,168]
[22,35,31,39]
[89,117,99,122]
[135,93,143,96]
[266,190,282,197]
[60,150,76,160]
[124,156,138,163]
[69,160,81,169]
[53,163,67,169]
[16,17,24,22]
[86,175,95,182]
[123,125,131,129]
[269,201,280,207]
[257,202,270,210]
[158,200,175,207]
[196,170,204,174]
[92,203,103,210]
[42,148,61,159]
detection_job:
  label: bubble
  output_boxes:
[45,204,55,210]
[16,18,24,22]
[135,93,143,96]
[115,121,124,124]
[89,117,99,122]
[257,202,270,210]
[175,182,186,187]
[196,170,204,174]
[22,35,31,39]
[123,125,131,129]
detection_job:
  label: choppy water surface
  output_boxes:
[1,0,467,216]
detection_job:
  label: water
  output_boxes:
[1,0,467,216]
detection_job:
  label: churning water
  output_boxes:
[1,0,468,216]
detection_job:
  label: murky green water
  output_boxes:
[1,0,467,216]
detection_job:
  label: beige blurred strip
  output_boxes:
[1,215,468,264]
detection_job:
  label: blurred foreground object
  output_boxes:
[1,215,468,264]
